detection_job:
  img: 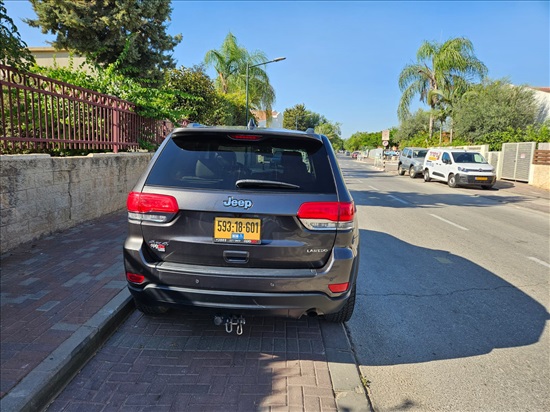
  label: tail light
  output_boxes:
[329,282,349,293]
[297,201,355,231]
[127,192,179,223]
[126,272,146,284]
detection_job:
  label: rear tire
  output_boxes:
[134,298,169,316]
[448,174,458,188]
[398,164,406,175]
[324,285,356,323]
[409,166,417,178]
[423,169,431,182]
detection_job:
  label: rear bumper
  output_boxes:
[124,241,359,319]
[128,283,352,318]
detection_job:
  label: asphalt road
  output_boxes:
[341,156,550,412]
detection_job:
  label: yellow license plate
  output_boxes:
[214,217,261,244]
[475,177,488,181]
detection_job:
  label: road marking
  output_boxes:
[428,213,469,231]
[368,185,379,191]
[435,257,453,264]
[528,257,550,269]
[388,194,409,205]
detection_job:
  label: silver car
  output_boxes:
[398,147,428,178]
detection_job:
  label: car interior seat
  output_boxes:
[281,151,310,185]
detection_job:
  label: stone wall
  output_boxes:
[1,153,153,253]
[530,164,550,191]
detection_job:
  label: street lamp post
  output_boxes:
[245,57,286,127]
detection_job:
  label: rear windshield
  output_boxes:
[145,132,337,193]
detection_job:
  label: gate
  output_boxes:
[501,142,536,182]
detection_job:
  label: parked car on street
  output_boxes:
[398,147,428,178]
[383,150,400,159]
[351,151,361,159]
[423,148,496,189]
[124,126,360,324]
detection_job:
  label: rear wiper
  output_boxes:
[235,179,300,189]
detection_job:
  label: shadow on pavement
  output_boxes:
[349,228,549,366]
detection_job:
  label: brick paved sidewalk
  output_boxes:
[1,210,370,411]
[47,311,342,411]
[0,210,128,398]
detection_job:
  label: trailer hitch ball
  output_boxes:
[214,315,246,335]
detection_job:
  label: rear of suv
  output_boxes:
[124,126,360,323]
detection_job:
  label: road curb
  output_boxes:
[0,289,134,412]
[320,322,373,411]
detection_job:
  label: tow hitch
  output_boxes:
[214,314,246,335]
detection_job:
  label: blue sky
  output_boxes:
[4,0,549,139]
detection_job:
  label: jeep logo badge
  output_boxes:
[223,196,253,210]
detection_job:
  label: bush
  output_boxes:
[30,55,189,123]
[477,123,550,151]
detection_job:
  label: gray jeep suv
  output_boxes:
[124,126,360,323]
[398,147,428,178]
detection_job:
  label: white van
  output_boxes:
[423,148,496,189]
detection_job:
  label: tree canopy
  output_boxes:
[164,65,249,127]
[344,130,396,152]
[315,121,342,140]
[0,2,35,69]
[282,104,327,131]
[165,65,218,125]
[204,32,276,119]
[26,0,182,84]
[394,109,431,143]
[315,121,343,152]
[452,79,539,142]
[398,37,487,138]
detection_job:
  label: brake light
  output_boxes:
[297,202,355,230]
[229,134,262,141]
[127,192,179,222]
[126,272,146,284]
[329,282,349,293]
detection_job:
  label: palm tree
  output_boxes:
[204,32,276,116]
[398,37,487,139]
[427,77,468,143]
